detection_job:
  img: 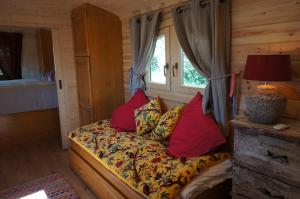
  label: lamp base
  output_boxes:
[245,93,287,124]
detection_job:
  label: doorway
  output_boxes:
[0,22,79,149]
[0,26,61,146]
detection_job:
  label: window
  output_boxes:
[181,50,207,88]
[146,26,207,98]
[146,28,170,91]
[149,35,166,84]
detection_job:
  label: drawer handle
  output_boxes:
[260,188,285,199]
[267,150,288,164]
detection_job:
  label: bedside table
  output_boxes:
[231,118,300,199]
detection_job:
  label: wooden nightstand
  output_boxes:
[231,118,300,199]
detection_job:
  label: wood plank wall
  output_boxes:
[121,0,300,120]
[232,0,300,120]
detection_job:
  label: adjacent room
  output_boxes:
[0,26,60,146]
[0,0,299,199]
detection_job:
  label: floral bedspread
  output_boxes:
[69,120,230,199]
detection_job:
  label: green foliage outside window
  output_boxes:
[182,52,207,88]
[150,56,159,72]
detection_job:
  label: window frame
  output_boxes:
[146,26,207,99]
[170,27,206,96]
[145,27,171,92]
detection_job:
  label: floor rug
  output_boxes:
[0,173,79,199]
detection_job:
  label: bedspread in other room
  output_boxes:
[0,79,58,114]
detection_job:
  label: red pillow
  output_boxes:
[111,89,149,132]
[167,92,226,158]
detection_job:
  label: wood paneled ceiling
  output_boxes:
[0,0,187,19]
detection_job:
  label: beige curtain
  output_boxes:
[129,11,161,95]
[172,0,230,134]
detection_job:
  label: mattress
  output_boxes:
[69,120,231,199]
[0,79,58,114]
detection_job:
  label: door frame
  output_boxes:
[0,20,80,149]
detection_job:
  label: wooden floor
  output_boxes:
[0,136,98,199]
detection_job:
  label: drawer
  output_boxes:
[234,128,300,187]
[232,165,300,199]
[69,149,126,199]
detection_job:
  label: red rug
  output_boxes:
[0,173,79,199]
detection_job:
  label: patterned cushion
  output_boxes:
[134,99,162,135]
[152,104,185,141]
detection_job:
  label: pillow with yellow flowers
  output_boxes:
[134,98,162,135]
[151,104,184,141]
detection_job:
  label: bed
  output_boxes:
[0,79,58,114]
[68,120,232,199]
[0,79,60,146]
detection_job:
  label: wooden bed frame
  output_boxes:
[0,108,60,146]
[69,139,232,199]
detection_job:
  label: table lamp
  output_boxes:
[243,55,292,124]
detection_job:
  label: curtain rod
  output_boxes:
[131,1,186,18]
[131,0,226,19]
[131,0,219,18]
[176,0,226,13]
